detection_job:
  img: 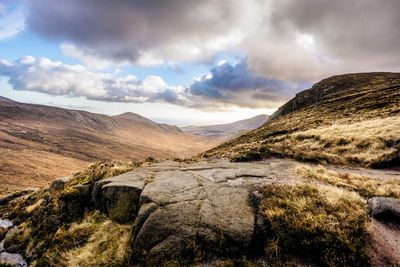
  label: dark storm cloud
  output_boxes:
[278,0,400,59]
[25,0,400,81]
[26,0,239,64]
[186,60,306,108]
[245,0,400,80]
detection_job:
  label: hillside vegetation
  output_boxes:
[201,72,400,168]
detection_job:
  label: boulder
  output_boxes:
[49,176,71,193]
[92,171,149,223]
[0,252,27,267]
[368,197,400,221]
[0,189,38,205]
[89,160,297,264]
[128,160,296,264]
[0,220,13,230]
[3,228,23,254]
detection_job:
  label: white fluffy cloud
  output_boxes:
[0,56,178,103]
[0,56,304,109]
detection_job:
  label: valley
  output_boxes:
[0,98,221,195]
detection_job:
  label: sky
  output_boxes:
[0,0,399,126]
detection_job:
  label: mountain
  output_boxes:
[0,96,16,102]
[201,72,400,167]
[0,98,220,195]
[181,114,269,138]
[2,73,400,266]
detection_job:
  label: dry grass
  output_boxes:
[202,73,400,168]
[63,219,132,266]
[260,182,370,266]
[25,199,43,213]
[32,212,132,267]
[269,116,400,167]
[70,160,142,186]
[297,165,400,198]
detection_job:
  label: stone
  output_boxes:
[3,227,23,254]
[0,252,27,267]
[92,171,149,223]
[0,220,13,229]
[49,176,71,193]
[0,219,12,241]
[368,197,400,221]
[0,189,38,205]
[89,159,298,264]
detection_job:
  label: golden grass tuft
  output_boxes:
[32,212,132,267]
[63,220,132,267]
[260,182,370,266]
[25,198,43,213]
[297,165,400,198]
[70,160,142,186]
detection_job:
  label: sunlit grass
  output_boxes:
[297,165,400,199]
[260,182,370,266]
[202,76,400,167]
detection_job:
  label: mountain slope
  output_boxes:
[201,72,400,167]
[181,114,269,138]
[0,99,220,195]
[0,96,16,102]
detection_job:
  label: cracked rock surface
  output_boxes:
[92,159,299,263]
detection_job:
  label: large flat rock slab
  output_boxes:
[93,159,299,263]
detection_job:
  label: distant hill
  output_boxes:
[201,72,400,167]
[0,96,16,102]
[0,98,220,195]
[181,114,269,138]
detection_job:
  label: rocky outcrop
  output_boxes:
[0,220,27,267]
[92,171,148,223]
[269,72,400,120]
[49,176,71,193]
[368,197,400,221]
[92,159,298,264]
[0,188,38,205]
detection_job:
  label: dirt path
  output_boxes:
[326,164,400,179]
[369,219,400,266]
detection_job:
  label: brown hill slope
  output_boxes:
[0,100,219,195]
[201,72,400,167]
[181,114,269,138]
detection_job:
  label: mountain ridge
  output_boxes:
[201,72,400,167]
[269,72,399,120]
[181,114,269,138]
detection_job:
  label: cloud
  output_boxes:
[27,0,241,67]
[0,56,179,103]
[61,44,130,71]
[0,56,304,109]
[243,0,400,80]
[25,0,400,81]
[186,60,305,108]
[0,4,5,15]
[0,4,25,40]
